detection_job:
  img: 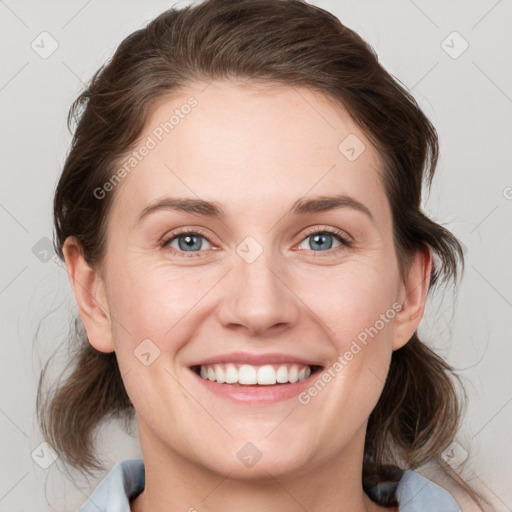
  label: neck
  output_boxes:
[130,422,392,512]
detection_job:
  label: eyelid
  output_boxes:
[160,226,213,245]
[298,225,353,245]
[161,225,353,256]
[160,226,217,256]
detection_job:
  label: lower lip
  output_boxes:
[190,368,321,404]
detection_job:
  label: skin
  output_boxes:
[64,80,431,512]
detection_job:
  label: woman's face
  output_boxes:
[72,80,428,479]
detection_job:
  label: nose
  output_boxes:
[217,250,300,337]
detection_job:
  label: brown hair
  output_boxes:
[37,0,485,507]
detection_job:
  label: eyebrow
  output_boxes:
[136,194,374,224]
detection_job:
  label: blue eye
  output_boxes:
[163,231,212,256]
[162,227,351,257]
[298,229,350,252]
[304,230,347,252]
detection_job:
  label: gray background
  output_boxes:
[1,0,511,510]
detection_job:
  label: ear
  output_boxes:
[392,246,432,351]
[62,236,115,353]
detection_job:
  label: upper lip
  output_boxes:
[189,351,323,367]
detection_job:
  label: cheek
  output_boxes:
[107,259,208,343]
[104,260,223,414]
[303,258,401,399]
[104,264,202,429]
[305,261,400,343]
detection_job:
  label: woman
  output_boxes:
[37,0,487,510]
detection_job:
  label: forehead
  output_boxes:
[109,80,389,226]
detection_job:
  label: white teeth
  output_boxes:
[225,364,238,384]
[288,365,299,383]
[257,365,276,385]
[239,364,257,385]
[276,365,289,383]
[214,364,225,384]
[197,363,314,385]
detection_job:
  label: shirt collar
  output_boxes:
[78,459,461,512]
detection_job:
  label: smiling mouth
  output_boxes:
[191,363,323,386]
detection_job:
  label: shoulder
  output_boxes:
[396,469,462,511]
[77,459,145,512]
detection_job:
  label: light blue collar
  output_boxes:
[78,459,461,511]
[395,469,461,511]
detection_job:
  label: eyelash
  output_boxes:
[160,226,352,258]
